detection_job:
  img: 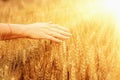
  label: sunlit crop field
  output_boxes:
[0,0,120,80]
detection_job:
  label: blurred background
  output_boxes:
[0,0,120,80]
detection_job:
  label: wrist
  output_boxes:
[9,24,28,38]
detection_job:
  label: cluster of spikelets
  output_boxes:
[0,0,120,80]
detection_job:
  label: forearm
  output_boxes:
[0,23,26,40]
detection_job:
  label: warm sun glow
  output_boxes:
[0,0,120,80]
[74,0,120,36]
[103,0,120,25]
[98,0,120,34]
[76,0,120,34]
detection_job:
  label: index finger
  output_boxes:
[51,24,70,32]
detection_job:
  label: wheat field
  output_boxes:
[0,0,120,80]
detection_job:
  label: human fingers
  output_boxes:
[43,33,63,43]
[43,29,70,40]
[27,31,62,43]
[50,24,70,32]
[49,27,72,36]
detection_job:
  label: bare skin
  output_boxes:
[0,23,72,42]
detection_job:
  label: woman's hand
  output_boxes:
[24,23,72,43]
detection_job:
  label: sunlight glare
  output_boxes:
[99,0,120,34]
